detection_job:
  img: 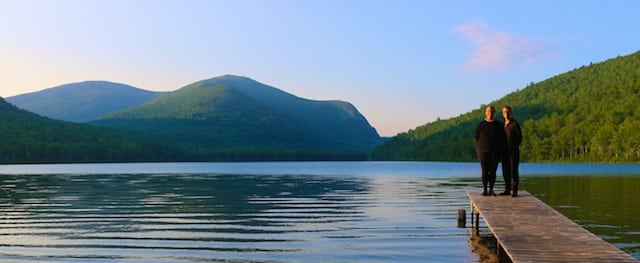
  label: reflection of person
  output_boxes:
[500,106,522,197]
[474,106,505,196]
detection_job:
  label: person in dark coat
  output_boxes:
[500,105,522,197]
[474,106,505,196]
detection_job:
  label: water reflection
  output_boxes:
[0,173,476,262]
[523,175,640,259]
[3,170,634,262]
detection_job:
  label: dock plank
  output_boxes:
[467,191,637,263]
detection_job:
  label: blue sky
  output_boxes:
[0,0,638,136]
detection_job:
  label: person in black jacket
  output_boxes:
[500,106,522,197]
[474,106,505,196]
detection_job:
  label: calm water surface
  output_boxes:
[0,162,637,262]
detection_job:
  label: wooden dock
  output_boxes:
[467,190,638,262]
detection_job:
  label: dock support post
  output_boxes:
[457,209,466,228]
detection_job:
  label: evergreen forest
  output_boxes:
[3,51,639,164]
[370,50,640,163]
[0,98,180,163]
[1,75,379,163]
[91,75,381,161]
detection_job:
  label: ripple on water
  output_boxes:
[0,173,506,262]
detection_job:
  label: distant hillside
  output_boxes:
[93,75,382,160]
[0,97,178,163]
[7,81,165,122]
[371,50,640,163]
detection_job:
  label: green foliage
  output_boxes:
[0,75,381,163]
[371,50,640,163]
[93,75,382,160]
[180,75,382,151]
[0,98,180,163]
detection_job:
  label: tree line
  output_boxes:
[0,97,367,163]
[370,50,640,163]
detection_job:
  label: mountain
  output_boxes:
[93,75,382,160]
[370,50,640,163]
[0,97,178,163]
[7,81,165,122]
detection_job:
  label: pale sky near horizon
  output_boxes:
[1,0,638,136]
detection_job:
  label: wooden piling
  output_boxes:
[457,209,466,228]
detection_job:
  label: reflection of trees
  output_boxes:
[523,176,640,255]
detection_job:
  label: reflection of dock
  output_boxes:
[466,191,638,262]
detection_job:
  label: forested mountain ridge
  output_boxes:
[0,97,179,163]
[370,50,640,163]
[188,75,381,150]
[7,81,165,122]
[93,75,382,160]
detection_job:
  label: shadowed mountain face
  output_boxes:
[93,75,382,155]
[7,81,165,122]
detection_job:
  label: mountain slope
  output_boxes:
[371,50,640,163]
[0,97,178,163]
[178,75,382,150]
[93,75,382,160]
[7,81,165,122]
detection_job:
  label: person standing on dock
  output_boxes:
[500,106,522,197]
[474,105,505,196]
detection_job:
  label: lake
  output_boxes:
[0,162,637,262]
